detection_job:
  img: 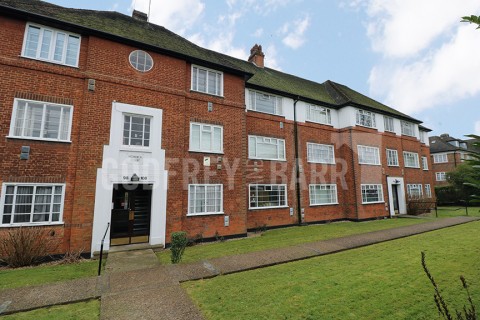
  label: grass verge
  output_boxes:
[1,299,100,320]
[158,218,428,264]
[0,259,99,290]
[184,221,480,320]
[432,206,480,218]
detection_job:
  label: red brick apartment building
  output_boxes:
[0,0,435,256]
[429,134,479,187]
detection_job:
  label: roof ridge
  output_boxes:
[324,80,351,104]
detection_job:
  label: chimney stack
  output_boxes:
[248,44,265,68]
[132,10,148,22]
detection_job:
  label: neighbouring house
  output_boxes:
[429,134,479,188]
[0,0,435,257]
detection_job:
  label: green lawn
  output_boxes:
[2,300,99,320]
[433,206,480,218]
[184,221,480,320]
[0,259,99,290]
[158,218,428,264]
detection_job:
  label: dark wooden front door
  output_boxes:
[111,184,152,246]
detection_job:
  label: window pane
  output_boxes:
[213,127,222,151]
[25,26,40,58]
[190,124,201,150]
[201,127,212,150]
[60,107,71,140]
[197,69,207,92]
[24,102,44,138]
[207,71,216,95]
[53,33,66,62]
[43,106,61,139]
[14,101,27,136]
[40,29,52,59]
[65,35,80,66]
[255,94,276,114]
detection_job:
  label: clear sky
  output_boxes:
[47,0,480,139]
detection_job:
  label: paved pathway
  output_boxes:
[0,216,478,319]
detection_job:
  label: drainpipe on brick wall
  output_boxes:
[349,128,359,219]
[293,97,303,225]
[453,151,457,168]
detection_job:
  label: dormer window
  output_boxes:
[356,110,376,128]
[22,23,80,67]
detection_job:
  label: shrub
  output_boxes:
[170,231,188,264]
[61,247,85,264]
[407,197,435,215]
[435,185,461,205]
[0,227,58,268]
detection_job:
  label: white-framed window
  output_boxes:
[433,153,448,163]
[422,156,428,170]
[247,90,283,116]
[249,184,287,209]
[386,149,399,167]
[407,184,423,198]
[356,109,376,128]
[403,151,420,168]
[425,184,432,198]
[123,114,151,147]
[361,184,384,204]
[384,116,395,132]
[22,23,80,67]
[9,98,73,142]
[436,172,446,181]
[129,50,153,72]
[188,184,223,215]
[401,121,416,137]
[307,143,335,164]
[357,145,380,165]
[1,184,65,226]
[191,65,223,96]
[190,122,223,153]
[248,135,286,161]
[306,105,331,125]
[309,184,338,206]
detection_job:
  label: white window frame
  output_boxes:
[307,143,335,164]
[361,184,384,204]
[433,153,448,163]
[309,184,338,206]
[401,121,416,137]
[248,135,286,161]
[123,113,152,148]
[1,183,65,227]
[249,184,288,210]
[403,151,420,168]
[420,131,427,143]
[247,90,283,116]
[8,98,73,143]
[129,50,154,72]
[357,145,381,165]
[425,184,432,198]
[386,149,399,167]
[187,184,223,216]
[189,122,223,154]
[306,105,331,125]
[191,65,223,97]
[407,184,423,198]
[356,109,376,128]
[436,172,446,181]
[422,156,428,170]
[22,23,81,67]
[384,116,395,132]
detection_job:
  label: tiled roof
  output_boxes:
[0,0,421,122]
[429,135,480,153]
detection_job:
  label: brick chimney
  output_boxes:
[248,44,265,68]
[132,10,148,22]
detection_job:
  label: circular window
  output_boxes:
[129,50,153,72]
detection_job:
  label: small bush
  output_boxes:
[170,231,188,264]
[61,247,85,264]
[407,197,436,215]
[435,185,461,205]
[0,227,58,268]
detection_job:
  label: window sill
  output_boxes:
[7,136,72,144]
[355,124,377,130]
[404,166,420,169]
[307,160,335,165]
[361,201,385,205]
[249,157,287,162]
[358,163,381,166]
[119,146,152,153]
[0,222,64,228]
[20,55,79,69]
[249,205,289,211]
[310,203,339,207]
[189,150,224,155]
[246,109,285,118]
[190,89,224,98]
[186,212,224,217]
[387,164,399,167]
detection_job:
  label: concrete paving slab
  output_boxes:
[101,285,204,320]
[105,249,159,273]
[106,266,176,294]
[165,262,219,282]
[0,277,99,315]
